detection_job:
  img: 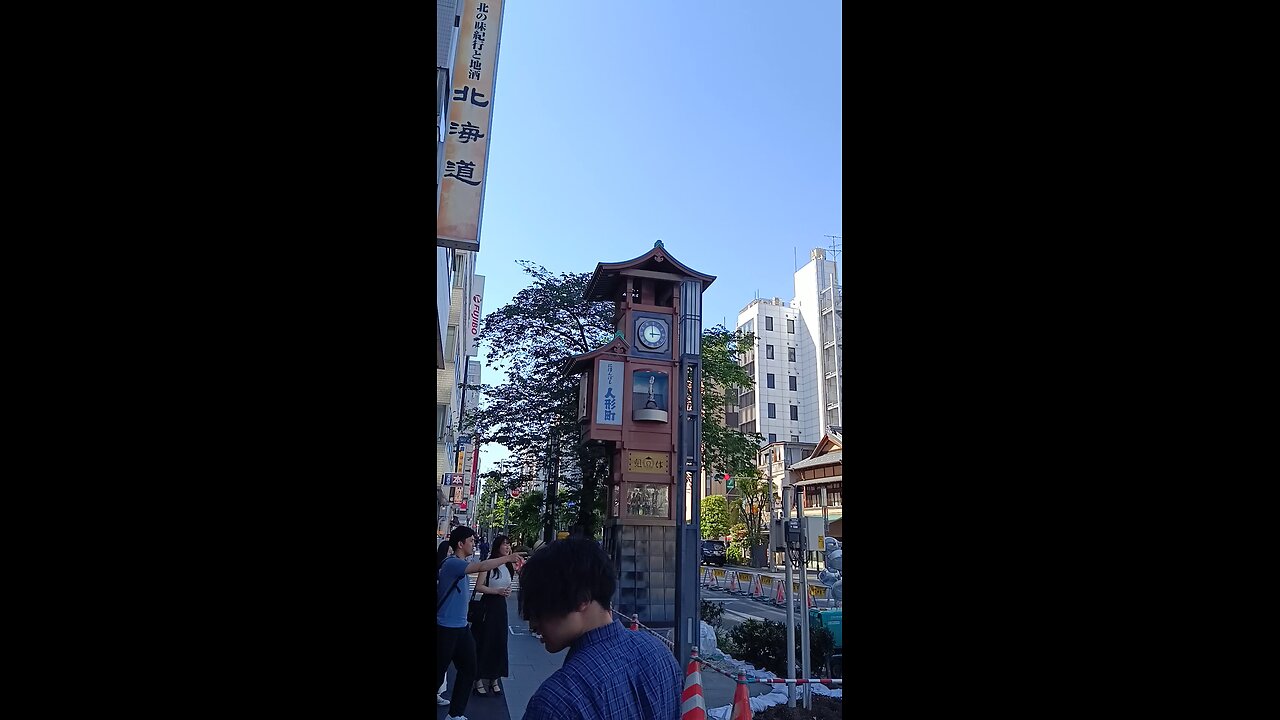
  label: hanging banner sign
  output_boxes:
[438,0,505,252]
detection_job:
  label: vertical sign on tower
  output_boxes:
[596,360,623,425]
[439,0,505,252]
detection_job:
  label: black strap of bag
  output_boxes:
[437,574,464,611]
[437,556,465,612]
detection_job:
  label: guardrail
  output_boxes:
[704,567,838,608]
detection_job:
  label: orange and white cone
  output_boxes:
[749,574,763,600]
[727,571,740,594]
[631,613,639,631]
[681,648,707,720]
[773,577,786,605]
[729,671,752,720]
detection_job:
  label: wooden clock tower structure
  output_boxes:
[561,242,714,652]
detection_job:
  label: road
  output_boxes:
[696,561,834,627]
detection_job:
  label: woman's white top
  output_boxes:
[483,564,513,591]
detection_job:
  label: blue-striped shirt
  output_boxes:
[523,619,681,720]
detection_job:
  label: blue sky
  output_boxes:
[472,2,842,470]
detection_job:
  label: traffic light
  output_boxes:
[725,473,734,492]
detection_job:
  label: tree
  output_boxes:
[464,262,615,539]
[732,471,770,551]
[700,325,764,482]
[701,494,730,539]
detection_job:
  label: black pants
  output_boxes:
[435,625,477,717]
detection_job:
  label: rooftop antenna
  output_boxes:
[823,234,842,266]
[794,247,798,271]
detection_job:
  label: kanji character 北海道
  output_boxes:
[444,160,481,186]
[452,86,490,107]
[448,121,486,143]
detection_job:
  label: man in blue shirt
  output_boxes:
[438,527,524,720]
[519,538,682,720]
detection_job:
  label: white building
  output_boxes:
[736,247,843,445]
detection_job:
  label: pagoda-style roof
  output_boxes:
[582,241,716,301]
[559,335,630,377]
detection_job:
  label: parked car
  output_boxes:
[701,539,726,566]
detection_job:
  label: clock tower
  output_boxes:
[561,241,714,651]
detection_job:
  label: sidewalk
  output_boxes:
[438,589,780,718]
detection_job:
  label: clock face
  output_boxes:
[637,319,667,349]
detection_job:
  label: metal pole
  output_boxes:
[798,487,812,711]
[783,490,796,708]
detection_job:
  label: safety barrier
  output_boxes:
[704,570,837,608]
[612,608,675,649]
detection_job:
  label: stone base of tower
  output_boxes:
[604,522,678,626]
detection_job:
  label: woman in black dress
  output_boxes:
[471,535,519,696]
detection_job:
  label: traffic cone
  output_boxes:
[729,671,752,720]
[774,577,786,605]
[701,567,713,586]
[749,574,762,600]
[631,613,639,631]
[727,571,740,594]
[806,589,814,609]
[681,647,707,720]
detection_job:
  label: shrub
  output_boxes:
[701,599,726,628]
[754,695,842,720]
[726,619,836,678]
[715,627,738,657]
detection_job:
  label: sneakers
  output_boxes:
[436,695,449,706]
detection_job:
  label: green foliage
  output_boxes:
[727,523,748,562]
[733,471,771,549]
[700,599,726,628]
[466,262,616,538]
[701,325,764,479]
[726,619,836,678]
[701,494,730,539]
[755,696,843,720]
[715,627,738,657]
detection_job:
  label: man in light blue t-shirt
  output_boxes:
[437,527,523,720]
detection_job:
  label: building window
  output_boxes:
[791,435,800,442]
[445,325,458,360]
[788,347,796,362]
[768,433,777,443]
[790,405,799,420]
[768,403,776,419]
[437,404,449,439]
[787,318,795,333]
[765,316,774,331]
[789,376,797,391]
[453,252,466,288]
[767,373,775,389]
[766,345,775,360]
